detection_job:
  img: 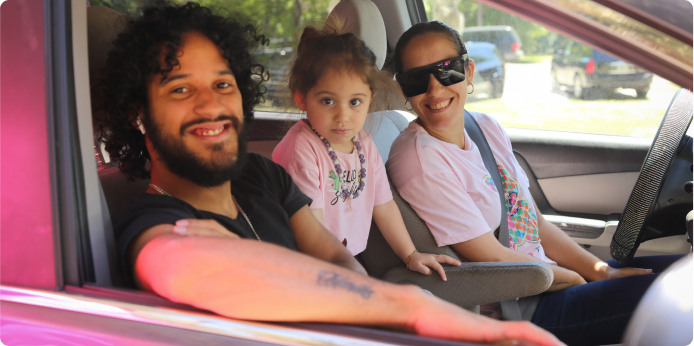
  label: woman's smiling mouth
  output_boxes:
[426,98,453,111]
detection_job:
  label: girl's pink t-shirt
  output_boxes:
[387,112,555,265]
[272,120,393,255]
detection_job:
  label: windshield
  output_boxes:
[423,0,693,138]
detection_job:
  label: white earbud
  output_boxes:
[136,117,146,135]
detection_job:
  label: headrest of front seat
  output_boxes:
[326,0,387,69]
[87,6,126,88]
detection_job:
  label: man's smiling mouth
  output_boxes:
[181,115,241,137]
[194,126,225,136]
[187,122,232,139]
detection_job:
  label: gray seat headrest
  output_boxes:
[326,0,387,69]
[368,110,414,163]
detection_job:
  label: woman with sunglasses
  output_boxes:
[385,21,681,346]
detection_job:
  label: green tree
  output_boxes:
[90,0,332,42]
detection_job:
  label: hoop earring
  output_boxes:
[405,100,413,111]
[467,83,475,95]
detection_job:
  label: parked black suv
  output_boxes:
[551,41,654,99]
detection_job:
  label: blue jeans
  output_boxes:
[531,254,684,346]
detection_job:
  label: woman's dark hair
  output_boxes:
[288,22,386,108]
[94,2,268,180]
[391,21,469,74]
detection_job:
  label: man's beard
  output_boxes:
[147,115,248,188]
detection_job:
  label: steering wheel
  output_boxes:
[610,89,693,263]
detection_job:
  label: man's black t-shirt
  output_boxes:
[113,153,312,288]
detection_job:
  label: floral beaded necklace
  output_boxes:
[304,119,367,211]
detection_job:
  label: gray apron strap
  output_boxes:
[464,111,523,321]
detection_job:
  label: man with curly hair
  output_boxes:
[96,3,561,345]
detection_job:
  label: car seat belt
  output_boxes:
[464,110,523,321]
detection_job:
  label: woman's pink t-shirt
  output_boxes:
[386,112,555,265]
[272,120,393,255]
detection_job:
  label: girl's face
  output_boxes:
[400,33,474,132]
[295,68,372,153]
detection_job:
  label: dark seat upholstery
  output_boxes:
[98,165,149,217]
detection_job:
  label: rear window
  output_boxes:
[592,50,619,62]
[489,31,512,44]
[469,51,488,63]
[89,0,336,113]
[463,31,488,42]
[567,42,592,58]
[468,45,496,63]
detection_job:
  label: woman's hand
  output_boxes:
[172,219,240,239]
[596,263,652,281]
[407,252,461,281]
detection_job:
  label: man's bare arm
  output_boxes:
[133,232,563,346]
[289,205,366,275]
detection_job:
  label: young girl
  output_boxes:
[272,24,460,280]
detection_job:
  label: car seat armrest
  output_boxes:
[381,261,552,310]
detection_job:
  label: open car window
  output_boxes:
[423,0,692,138]
[90,0,337,113]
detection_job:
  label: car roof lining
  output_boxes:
[593,0,692,44]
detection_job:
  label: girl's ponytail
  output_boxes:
[297,26,319,53]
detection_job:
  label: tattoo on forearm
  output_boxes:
[317,270,373,299]
[551,281,569,288]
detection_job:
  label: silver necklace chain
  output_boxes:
[149,183,261,241]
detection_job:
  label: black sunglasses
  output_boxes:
[396,54,468,97]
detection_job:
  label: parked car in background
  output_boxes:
[462,25,524,61]
[551,41,654,99]
[466,41,505,99]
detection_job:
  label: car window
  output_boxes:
[568,42,591,58]
[89,0,336,113]
[492,31,508,44]
[463,31,487,41]
[469,52,487,63]
[592,50,618,62]
[423,0,692,138]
